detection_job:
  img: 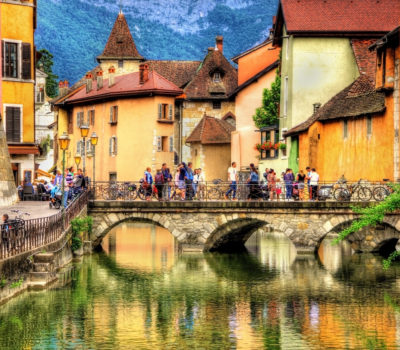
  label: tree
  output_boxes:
[253,70,281,129]
[36,49,59,98]
[334,184,400,269]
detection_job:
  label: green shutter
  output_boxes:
[109,138,112,155]
[158,104,162,119]
[169,105,173,120]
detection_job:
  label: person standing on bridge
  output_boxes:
[144,167,153,201]
[225,162,238,200]
[310,168,320,201]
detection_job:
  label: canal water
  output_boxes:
[1,222,400,349]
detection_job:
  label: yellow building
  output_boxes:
[1,0,38,184]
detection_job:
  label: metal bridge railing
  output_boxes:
[0,191,89,260]
[91,180,394,203]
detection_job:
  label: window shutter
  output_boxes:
[169,136,173,152]
[6,107,21,143]
[114,106,118,123]
[114,137,118,155]
[81,140,85,156]
[1,41,4,77]
[77,141,81,154]
[77,112,81,128]
[21,43,31,80]
[109,138,112,155]
[87,110,90,125]
[158,104,162,119]
[68,111,73,134]
[91,110,95,126]
[110,106,114,123]
[157,136,162,151]
[168,105,173,120]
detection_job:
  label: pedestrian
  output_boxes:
[185,162,194,200]
[310,168,320,200]
[161,163,171,200]
[263,168,270,182]
[192,169,199,198]
[225,162,238,200]
[1,214,10,250]
[284,168,295,200]
[247,163,259,200]
[275,176,282,201]
[268,169,277,200]
[178,163,186,200]
[154,169,165,201]
[297,170,306,201]
[144,167,153,201]
[62,173,69,208]
[305,166,312,200]
[196,168,205,200]
[53,170,63,187]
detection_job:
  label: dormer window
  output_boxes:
[213,72,221,83]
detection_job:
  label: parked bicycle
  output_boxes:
[102,182,137,200]
[372,179,393,201]
[333,179,372,202]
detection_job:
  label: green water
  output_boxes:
[1,222,400,349]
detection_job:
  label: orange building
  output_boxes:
[54,64,182,182]
[230,40,280,170]
[284,38,394,182]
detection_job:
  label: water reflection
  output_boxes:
[0,223,400,349]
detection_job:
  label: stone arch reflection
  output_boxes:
[101,221,176,272]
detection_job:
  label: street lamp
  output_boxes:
[80,124,90,176]
[59,132,70,210]
[74,153,81,168]
[90,132,98,199]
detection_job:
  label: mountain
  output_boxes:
[35,0,279,84]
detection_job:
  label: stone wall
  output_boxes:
[0,123,17,206]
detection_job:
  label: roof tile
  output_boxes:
[186,115,235,144]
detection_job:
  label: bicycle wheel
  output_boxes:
[334,188,350,202]
[373,187,390,201]
[138,187,147,200]
[208,187,222,200]
[357,187,372,201]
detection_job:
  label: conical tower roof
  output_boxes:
[97,12,143,61]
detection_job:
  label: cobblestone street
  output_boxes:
[1,201,57,220]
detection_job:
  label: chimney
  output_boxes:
[139,63,149,84]
[216,36,223,54]
[96,70,104,90]
[85,72,93,93]
[108,66,116,87]
[313,103,321,114]
[58,81,69,97]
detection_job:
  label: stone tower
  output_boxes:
[0,121,17,206]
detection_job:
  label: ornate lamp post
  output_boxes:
[59,132,70,210]
[74,153,81,169]
[90,132,98,199]
[79,124,90,176]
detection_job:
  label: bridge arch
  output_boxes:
[319,215,400,254]
[91,212,182,247]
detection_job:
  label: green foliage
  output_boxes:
[36,48,59,98]
[71,216,93,252]
[383,251,400,270]
[10,278,24,289]
[253,71,281,129]
[0,277,6,289]
[334,184,400,268]
[39,135,51,157]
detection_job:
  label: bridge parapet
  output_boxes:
[89,201,400,254]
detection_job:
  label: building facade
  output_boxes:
[272,0,400,176]
[230,40,280,171]
[1,0,38,184]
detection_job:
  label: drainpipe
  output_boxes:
[394,59,400,181]
[179,103,183,162]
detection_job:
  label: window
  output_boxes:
[35,87,45,104]
[109,173,117,182]
[76,111,84,128]
[157,136,170,152]
[213,72,221,83]
[2,41,31,80]
[3,42,18,78]
[118,60,123,68]
[109,136,117,156]
[283,76,288,117]
[157,103,173,122]
[67,111,73,134]
[109,106,118,124]
[5,106,22,143]
[88,109,95,126]
[77,140,85,156]
[367,116,372,136]
[343,120,348,139]
[213,101,221,110]
[260,128,279,160]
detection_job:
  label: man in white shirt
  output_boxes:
[309,168,319,201]
[225,162,238,200]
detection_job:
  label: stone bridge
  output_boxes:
[88,201,400,254]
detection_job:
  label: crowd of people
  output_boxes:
[141,162,320,201]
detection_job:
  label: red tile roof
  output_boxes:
[147,60,201,88]
[56,71,182,105]
[186,115,235,144]
[351,39,377,80]
[274,0,400,41]
[97,13,143,61]
[184,49,238,100]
